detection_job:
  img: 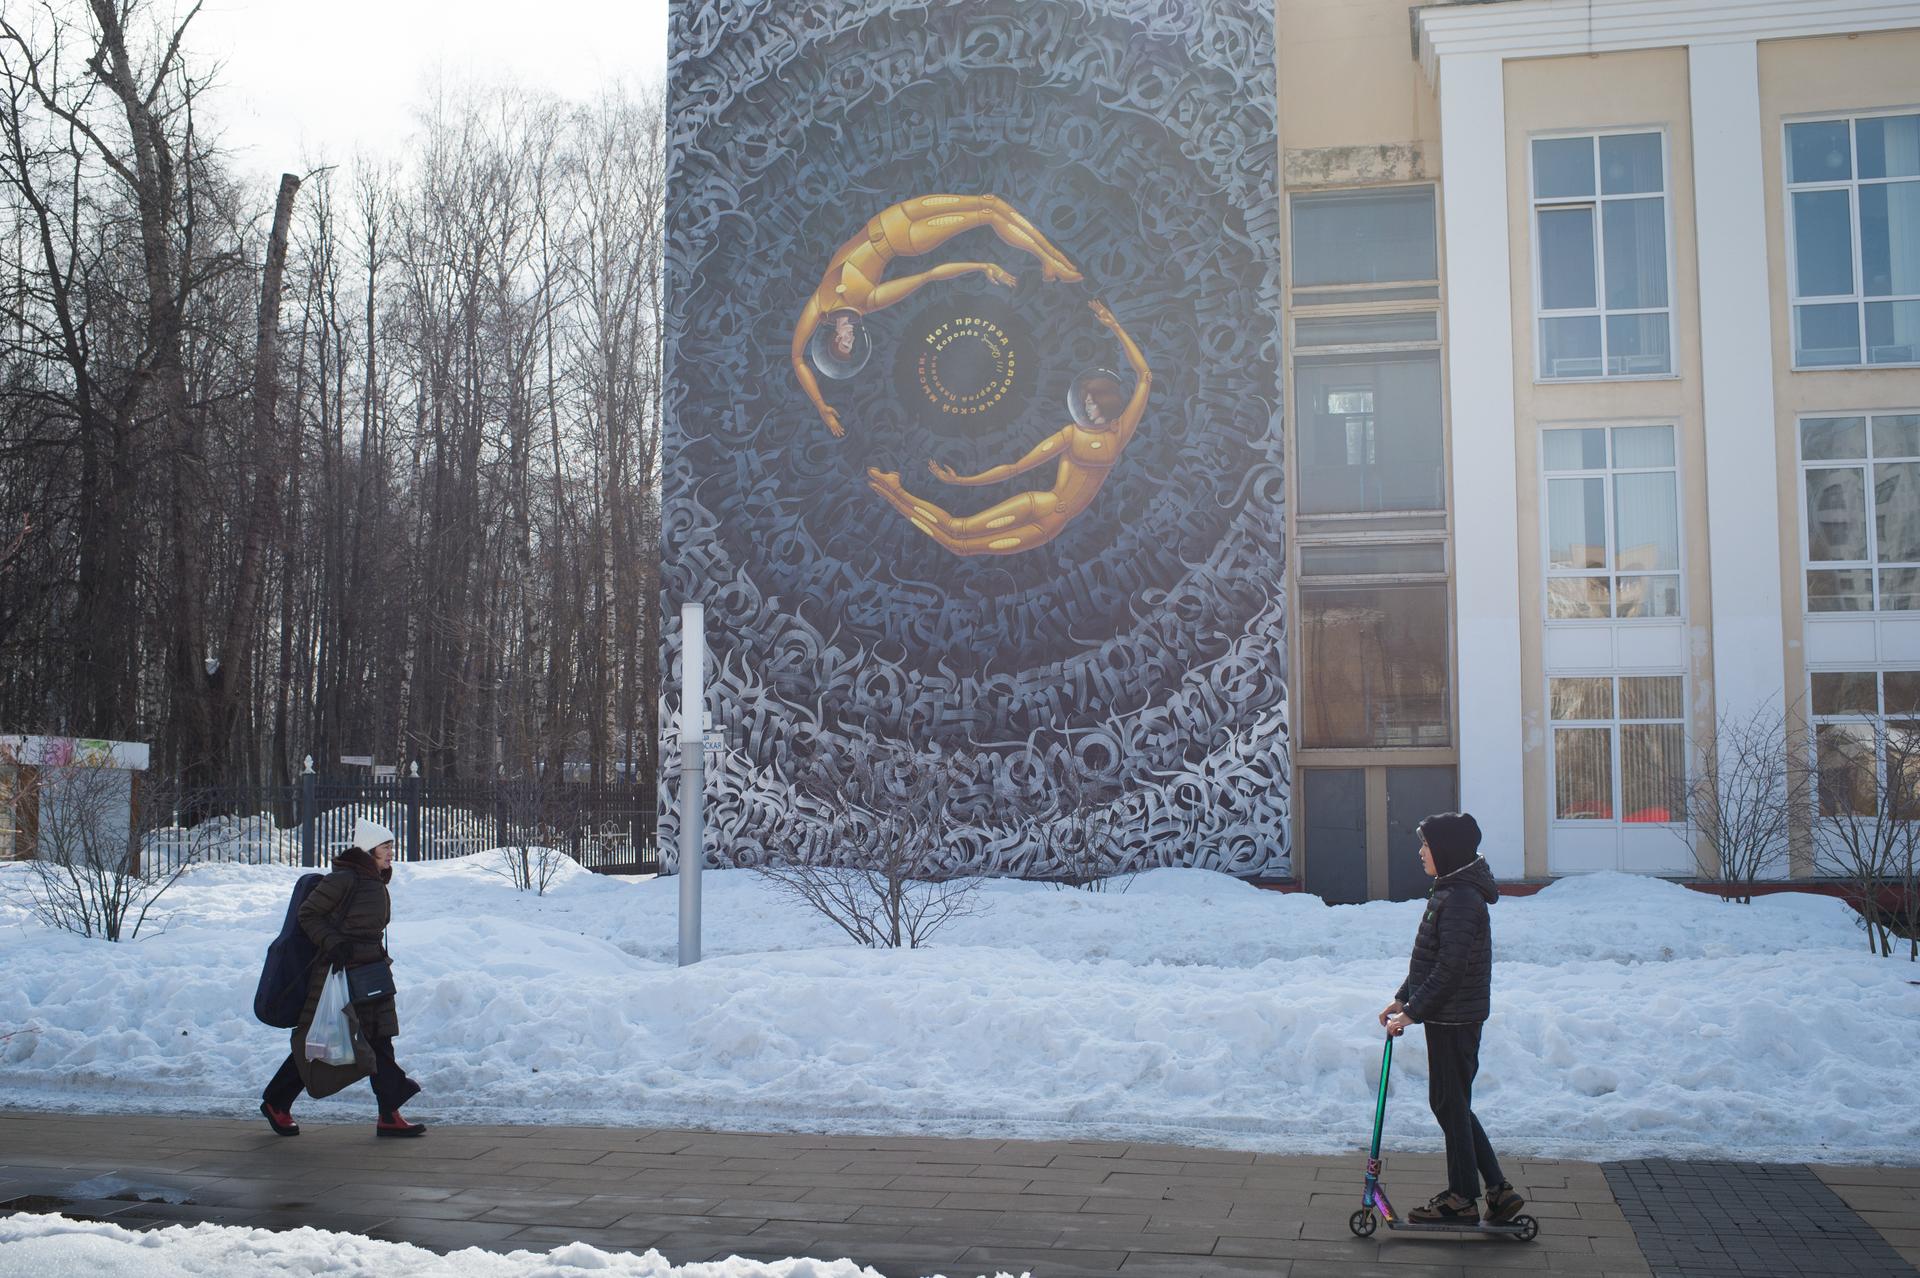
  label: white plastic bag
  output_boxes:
[304,968,356,1065]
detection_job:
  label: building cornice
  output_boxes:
[1413,0,1920,85]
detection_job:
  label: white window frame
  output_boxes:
[1539,422,1686,626]
[1807,668,1920,819]
[1783,107,1920,371]
[1546,672,1688,828]
[1795,409,1920,615]
[1528,127,1676,382]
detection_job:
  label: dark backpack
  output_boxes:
[253,872,357,1028]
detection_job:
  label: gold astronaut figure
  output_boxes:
[867,300,1152,557]
[792,194,1083,437]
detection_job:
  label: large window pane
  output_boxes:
[1551,676,1613,720]
[1614,472,1679,570]
[1554,727,1613,819]
[1874,461,1920,562]
[1295,352,1443,515]
[1865,300,1920,364]
[1605,313,1672,376]
[1534,136,1595,198]
[1548,576,1611,619]
[1802,416,1867,461]
[1539,207,1598,309]
[1859,181,1920,297]
[1599,133,1663,195]
[1616,574,1681,618]
[1880,566,1920,611]
[1602,198,1669,308]
[1300,583,1450,748]
[1856,113,1920,180]
[1541,315,1602,378]
[1805,468,1868,560]
[1886,670,1920,714]
[1290,186,1437,287]
[1548,477,1607,569]
[1543,427,1607,471]
[1792,189,1854,297]
[1613,425,1674,468]
[1816,721,1877,817]
[1796,302,1862,366]
[1788,119,1851,184]
[1873,414,1920,458]
[1621,723,1684,822]
[1620,675,1684,720]
[1812,670,1877,716]
[1808,568,1874,611]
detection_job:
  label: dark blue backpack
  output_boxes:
[253,873,357,1028]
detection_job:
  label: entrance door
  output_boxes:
[1386,766,1458,900]
[1302,768,1368,904]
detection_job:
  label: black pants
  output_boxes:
[1425,1022,1504,1200]
[263,1034,418,1116]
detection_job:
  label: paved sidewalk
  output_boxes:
[1,1112,1914,1277]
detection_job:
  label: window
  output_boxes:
[0,758,18,858]
[1296,351,1444,516]
[1549,674,1685,823]
[1810,669,1920,816]
[1291,186,1437,289]
[1786,112,1920,367]
[1799,413,1920,611]
[1542,424,1681,620]
[1299,582,1451,749]
[1531,131,1672,378]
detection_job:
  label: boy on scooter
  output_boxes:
[1378,811,1525,1226]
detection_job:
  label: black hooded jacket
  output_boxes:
[1394,856,1499,1025]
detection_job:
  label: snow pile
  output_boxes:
[0,858,1914,1162]
[0,1212,1013,1278]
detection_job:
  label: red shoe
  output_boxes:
[375,1110,427,1138]
[259,1101,299,1136]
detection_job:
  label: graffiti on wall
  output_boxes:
[663,0,1289,876]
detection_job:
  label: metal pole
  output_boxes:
[678,603,705,966]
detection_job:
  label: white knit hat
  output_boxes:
[352,817,396,853]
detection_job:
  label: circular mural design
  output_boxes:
[663,0,1290,878]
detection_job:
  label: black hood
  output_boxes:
[332,845,393,884]
[1435,855,1498,904]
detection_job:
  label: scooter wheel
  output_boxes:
[1349,1208,1377,1238]
[1514,1214,1539,1242]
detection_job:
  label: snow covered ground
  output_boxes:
[0,1211,986,1278]
[1,856,1915,1163]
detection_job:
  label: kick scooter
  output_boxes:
[1348,1030,1539,1243]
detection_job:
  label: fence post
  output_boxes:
[300,756,316,868]
[405,761,422,862]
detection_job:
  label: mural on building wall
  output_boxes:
[662,0,1289,876]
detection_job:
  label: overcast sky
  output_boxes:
[189,0,669,180]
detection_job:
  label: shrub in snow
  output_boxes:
[755,741,985,947]
[1806,717,1920,960]
[3,753,201,941]
[486,777,578,895]
[1673,703,1810,903]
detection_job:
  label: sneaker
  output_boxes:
[1484,1181,1526,1223]
[375,1110,427,1138]
[259,1101,299,1137]
[1408,1190,1477,1223]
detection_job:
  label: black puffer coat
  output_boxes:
[1394,856,1498,1025]
[295,848,398,1039]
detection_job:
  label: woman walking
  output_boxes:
[259,818,426,1137]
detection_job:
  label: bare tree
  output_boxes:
[488,766,576,896]
[1045,763,1132,892]
[1673,702,1811,903]
[757,742,987,948]
[1803,715,1920,959]
[5,745,197,941]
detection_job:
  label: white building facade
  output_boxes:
[1282,0,1920,897]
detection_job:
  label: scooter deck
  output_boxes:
[1385,1218,1531,1237]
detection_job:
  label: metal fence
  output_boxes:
[143,771,658,877]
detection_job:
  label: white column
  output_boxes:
[1689,40,1787,732]
[1440,52,1529,879]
